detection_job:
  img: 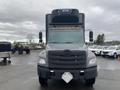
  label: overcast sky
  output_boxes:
[0,0,120,42]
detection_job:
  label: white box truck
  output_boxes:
[37,9,97,87]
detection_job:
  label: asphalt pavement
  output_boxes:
[0,50,120,90]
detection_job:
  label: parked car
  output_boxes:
[89,46,107,56]
[88,45,97,53]
[101,45,120,58]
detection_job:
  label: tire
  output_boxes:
[26,49,30,54]
[3,58,7,63]
[8,60,11,64]
[113,53,117,58]
[39,77,47,87]
[85,78,95,87]
[102,55,106,58]
[12,49,16,54]
[99,51,102,56]
[18,50,23,54]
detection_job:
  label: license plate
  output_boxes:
[62,72,73,83]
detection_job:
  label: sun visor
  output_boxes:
[51,14,84,25]
[52,15,79,23]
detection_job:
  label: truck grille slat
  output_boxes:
[48,50,86,69]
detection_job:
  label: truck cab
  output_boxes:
[37,9,97,87]
[12,42,30,54]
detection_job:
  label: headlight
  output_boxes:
[88,58,96,65]
[38,50,47,65]
[39,50,46,58]
[88,50,96,65]
[38,58,46,65]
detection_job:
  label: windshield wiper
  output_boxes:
[65,42,74,43]
[49,42,60,44]
[49,42,75,44]
[53,42,74,43]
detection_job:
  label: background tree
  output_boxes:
[101,34,105,43]
[95,34,105,45]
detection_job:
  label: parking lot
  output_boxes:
[0,50,120,90]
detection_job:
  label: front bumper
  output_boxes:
[101,52,113,57]
[37,65,97,80]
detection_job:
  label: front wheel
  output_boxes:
[39,77,47,87]
[102,55,106,58]
[26,49,30,54]
[18,50,23,54]
[85,78,96,87]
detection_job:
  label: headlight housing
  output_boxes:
[38,50,47,65]
[88,50,97,66]
[88,58,96,65]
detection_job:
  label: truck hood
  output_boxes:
[45,44,96,58]
[39,44,96,66]
[46,44,87,51]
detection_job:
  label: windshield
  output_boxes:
[47,27,84,44]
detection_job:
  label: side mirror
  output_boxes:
[39,32,43,43]
[89,31,93,42]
